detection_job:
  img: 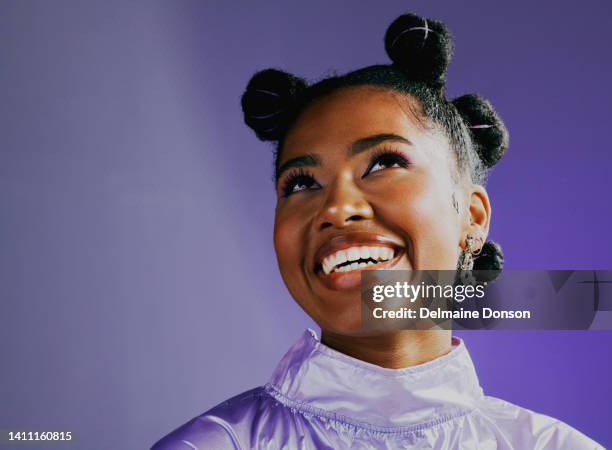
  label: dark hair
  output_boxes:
[240,13,506,271]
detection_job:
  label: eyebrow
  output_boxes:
[348,133,412,156]
[275,133,412,182]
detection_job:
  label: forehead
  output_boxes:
[281,86,429,163]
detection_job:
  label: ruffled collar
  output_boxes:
[266,329,483,430]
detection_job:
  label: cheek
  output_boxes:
[273,206,307,276]
[273,205,319,316]
[374,173,460,268]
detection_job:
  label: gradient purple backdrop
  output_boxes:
[1,1,611,449]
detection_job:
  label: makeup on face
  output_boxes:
[273,87,462,334]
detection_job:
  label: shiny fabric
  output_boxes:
[152,329,603,449]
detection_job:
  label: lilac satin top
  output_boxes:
[152,330,602,449]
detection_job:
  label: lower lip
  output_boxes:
[316,249,404,291]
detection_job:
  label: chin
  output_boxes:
[309,303,365,335]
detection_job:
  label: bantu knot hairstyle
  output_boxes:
[452,94,509,168]
[241,13,509,176]
[241,69,307,141]
[384,13,453,90]
[474,241,504,271]
[473,241,505,283]
[241,12,509,274]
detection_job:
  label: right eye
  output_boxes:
[281,169,320,197]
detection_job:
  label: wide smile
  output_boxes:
[313,232,406,291]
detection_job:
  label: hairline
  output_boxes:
[274,84,469,186]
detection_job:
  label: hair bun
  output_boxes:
[452,94,509,167]
[241,69,307,141]
[384,13,453,88]
[474,241,504,270]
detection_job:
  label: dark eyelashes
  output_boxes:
[280,148,411,197]
[281,168,319,197]
[363,148,411,176]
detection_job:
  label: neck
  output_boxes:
[320,329,452,369]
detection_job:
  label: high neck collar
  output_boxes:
[267,329,483,430]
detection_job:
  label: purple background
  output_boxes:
[1,1,611,449]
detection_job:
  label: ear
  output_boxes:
[460,184,491,247]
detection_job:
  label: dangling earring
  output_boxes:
[459,235,483,271]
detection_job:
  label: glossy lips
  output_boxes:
[313,231,405,290]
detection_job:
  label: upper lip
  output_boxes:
[313,230,404,273]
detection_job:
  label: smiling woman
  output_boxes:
[151,12,603,450]
[273,86,481,335]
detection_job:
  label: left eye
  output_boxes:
[365,152,409,176]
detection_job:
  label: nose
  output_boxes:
[314,174,374,231]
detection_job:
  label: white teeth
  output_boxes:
[381,247,393,261]
[336,250,348,266]
[320,245,399,275]
[370,247,380,260]
[359,247,370,260]
[323,260,331,275]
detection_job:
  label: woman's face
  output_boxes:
[273,86,488,334]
